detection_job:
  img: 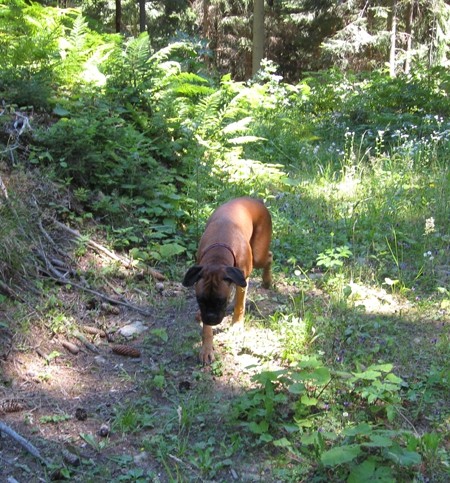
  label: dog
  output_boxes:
[182,197,272,363]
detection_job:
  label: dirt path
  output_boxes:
[0,276,288,482]
[1,272,449,482]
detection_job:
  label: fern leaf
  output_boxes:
[222,117,252,134]
[69,14,88,51]
[125,32,151,67]
[149,41,196,65]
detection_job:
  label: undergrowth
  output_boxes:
[0,8,449,481]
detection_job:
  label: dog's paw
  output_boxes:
[261,279,271,289]
[199,346,215,365]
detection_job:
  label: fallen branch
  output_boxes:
[37,217,74,263]
[53,220,165,280]
[0,420,48,466]
[35,245,153,316]
[56,220,129,264]
[73,332,100,354]
[41,266,153,316]
[0,279,19,300]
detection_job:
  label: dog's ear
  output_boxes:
[224,267,247,287]
[182,266,203,287]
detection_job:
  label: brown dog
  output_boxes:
[182,197,272,363]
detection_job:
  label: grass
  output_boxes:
[1,70,449,482]
[171,105,449,480]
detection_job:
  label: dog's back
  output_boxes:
[199,197,272,270]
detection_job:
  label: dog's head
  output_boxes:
[182,265,247,326]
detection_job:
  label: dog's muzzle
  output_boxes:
[201,312,225,326]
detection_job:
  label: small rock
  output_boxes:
[94,355,107,365]
[62,448,81,467]
[98,423,110,437]
[133,451,149,465]
[118,321,148,338]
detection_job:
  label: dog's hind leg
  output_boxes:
[261,251,273,288]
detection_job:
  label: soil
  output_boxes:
[0,258,448,482]
[0,265,291,482]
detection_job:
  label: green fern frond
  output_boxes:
[125,32,151,64]
[123,33,152,87]
[173,84,215,97]
[194,91,225,134]
[167,73,215,98]
[172,72,209,85]
[69,14,88,51]
[149,41,196,65]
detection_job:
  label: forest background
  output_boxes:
[0,0,449,481]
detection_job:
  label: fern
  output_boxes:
[123,33,152,88]
[167,72,215,98]
[68,14,88,52]
[194,91,225,137]
[149,41,197,65]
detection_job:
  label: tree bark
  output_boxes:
[388,0,397,77]
[139,0,146,33]
[252,0,265,76]
[115,0,122,33]
[404,1,414,74]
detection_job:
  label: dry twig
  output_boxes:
[53,220,165,280]
[0,174,8,198]
[0,420,48,466]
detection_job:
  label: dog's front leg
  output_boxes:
[200,324,214,364]
[231,281,249,329]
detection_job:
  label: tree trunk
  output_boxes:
[115,0,122,33]
[404,1,414,74]
[202,0,213,68]
[139,0,146,33]
[388,0,397,77]
[252,0,265,76]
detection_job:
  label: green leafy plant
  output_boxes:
[233,356,331,442]
[316,245,353,271]
[112,402,155,434]
[317,424,421,481]
[347,363,405,421]
[80,432,109,452]
[40,413,71,424]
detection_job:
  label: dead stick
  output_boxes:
[37,217,73,262]
[0,174,8,198]
[43,270,152,315]
[53,220,132,266]
[168,453,200,475]
[73,332,99,354]
[35,246,151,315]
[0,279,18,299]
[39,265,153,316]
[0,420,48,466]
[53,220,165,280]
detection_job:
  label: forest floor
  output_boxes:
[0,245,297,482]
[0,179,449,482]
[1,249,448,482]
